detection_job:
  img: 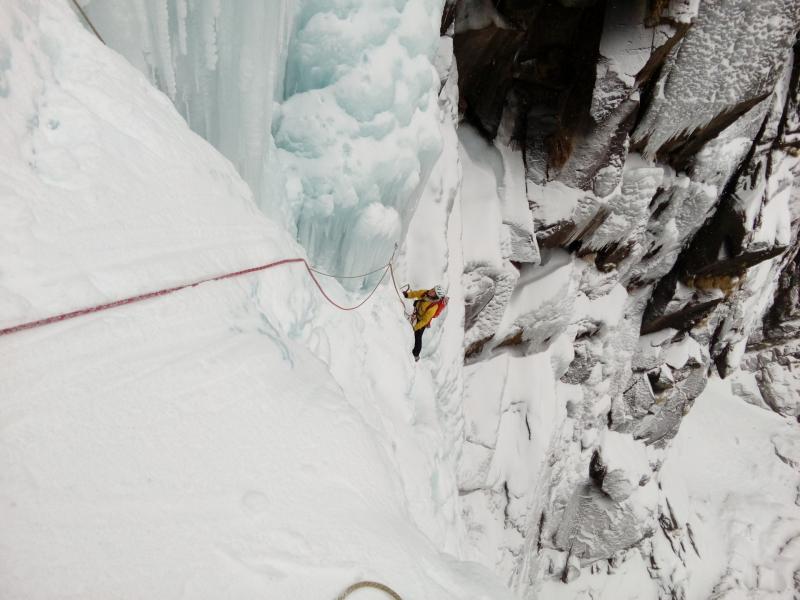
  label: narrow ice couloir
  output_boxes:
[0,2,511,598]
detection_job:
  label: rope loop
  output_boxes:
[335,580,402,600]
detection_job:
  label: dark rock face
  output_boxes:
[556,97,639,192]
[454,25,526,138]
[637,93,770,170]
[756,38,800,348]
[620,356,707,446]
[643,298,724,336]
[451,0,800,595]
[454,0,800,422]
[454,0,607,183]
[763,248,800,341]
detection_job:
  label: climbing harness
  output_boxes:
[335,580,402,600]
[0,247,407,337]
[68,0,106,44]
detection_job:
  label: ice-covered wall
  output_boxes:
[82,0,447,285]
[82,0,297,229]
[275,0,445,281]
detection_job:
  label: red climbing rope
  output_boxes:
[303,261,390,312]
[0,252,401,337]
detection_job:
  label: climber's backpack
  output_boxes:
[433,296,448,319]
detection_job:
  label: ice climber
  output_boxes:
[403,285,449,362]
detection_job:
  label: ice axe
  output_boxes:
[399,284,417,325]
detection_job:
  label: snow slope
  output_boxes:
[658,378,800,600]
[531,377,800,600]
[0,3,512,598]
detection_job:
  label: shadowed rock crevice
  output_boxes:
[454,0,608,179]
[641,298,722,336]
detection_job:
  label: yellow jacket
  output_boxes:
[407,289,442,331]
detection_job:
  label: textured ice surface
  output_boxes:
[84,0,446,286]
[276,0,445,283]
[388,32,470,552]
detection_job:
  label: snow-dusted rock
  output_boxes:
[595,431,650,503]
[554,481,657,562]
[634,0,800,160]
[490,250,577,356]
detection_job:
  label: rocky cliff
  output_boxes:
[447,0,800,597]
